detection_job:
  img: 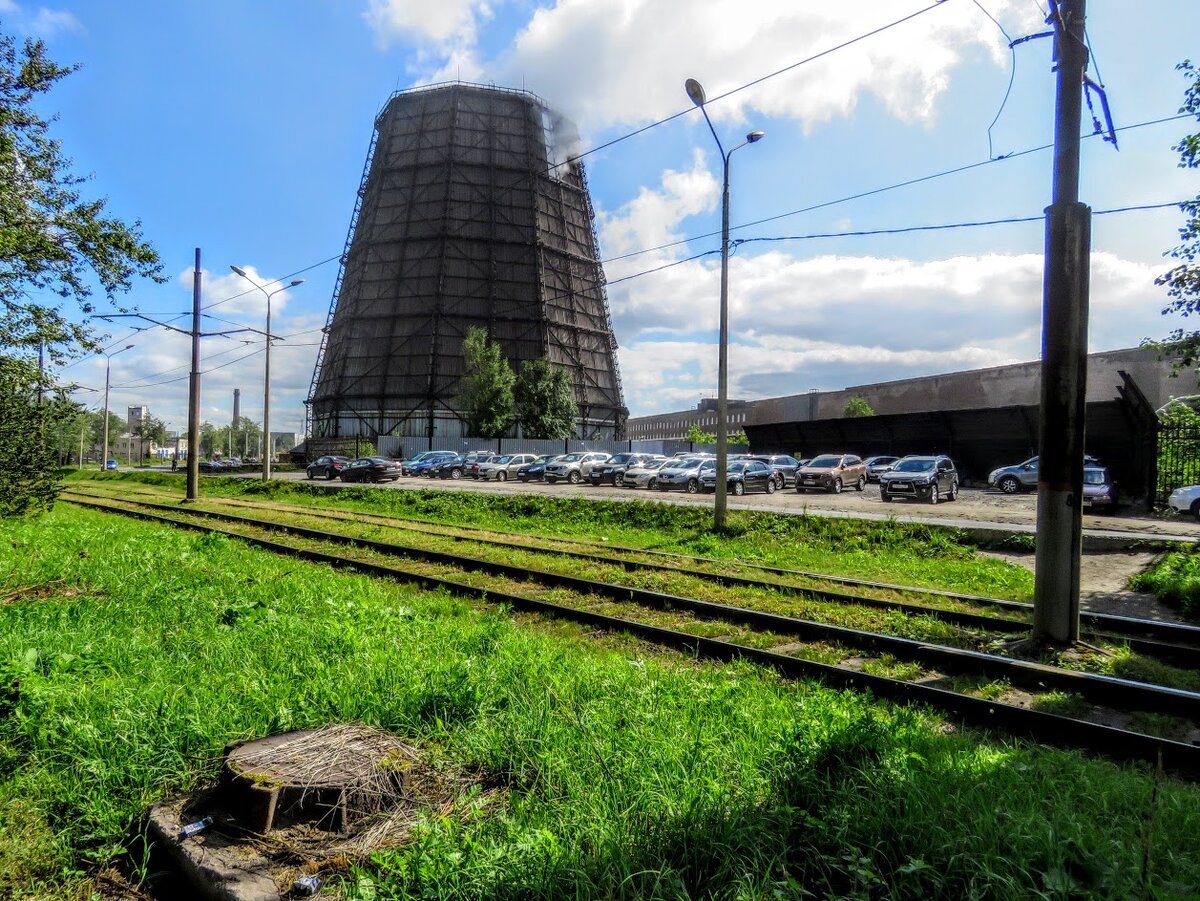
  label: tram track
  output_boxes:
[64,485,1200,663]
[62,491,1200,774]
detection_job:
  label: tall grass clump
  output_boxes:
[1,505,1198,898]
[1130,549,1200,619]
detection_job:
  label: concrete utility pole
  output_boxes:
[187,249,202,501]
[1033,0,1090,644]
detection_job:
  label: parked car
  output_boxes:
[1168,485,1200,520]
[1082,465,1118,513]
[589,453,663,487]
[750,454,802,490]
[339,456,403,482]
[864,455,900,482]
[795,454,866,493]
[545,452,611,484]
[470,454,500,479]
[105,459,119,471]
[988,454,1099,493]
[880,455,958,503]
[478,453,539,481]
[656,457,716,493]
[699,459,777,495]
[622,457,671,489]
[401,451,456,477]
[517,455,558,482]
[427,454,466,479]
[306,455,352,480]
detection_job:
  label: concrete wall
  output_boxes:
[749,347,1177,426]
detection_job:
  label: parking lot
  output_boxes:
[272,469,1198,541]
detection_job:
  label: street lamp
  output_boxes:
[101,344,135,469]
[229,266,304,480]
[685,77,764,531]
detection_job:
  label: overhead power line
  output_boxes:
[605,199,1187,286]
[601,112,1192,266]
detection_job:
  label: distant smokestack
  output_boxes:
[233,388,240,426]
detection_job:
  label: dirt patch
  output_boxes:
[981,550,1190,624]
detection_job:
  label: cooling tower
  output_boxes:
[307,82,627,441]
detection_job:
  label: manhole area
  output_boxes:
[148,724,478,899]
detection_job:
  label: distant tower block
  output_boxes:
[307,82,627,441]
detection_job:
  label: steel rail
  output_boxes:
[61,493,1200,776]
[64,493,1200,721]
[170,482,1200,647]
[65,486,1200,662]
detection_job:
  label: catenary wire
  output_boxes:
[600,112,1192,266]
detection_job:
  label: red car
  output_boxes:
[338,457,402,483]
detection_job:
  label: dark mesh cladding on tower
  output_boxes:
[307,82,627,441]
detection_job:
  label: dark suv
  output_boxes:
[751,454,801,489]
[880,455,958,504]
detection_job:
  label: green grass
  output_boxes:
[2,504,1199,899]
[63,472,1034,600]
[1129,549,1200,619]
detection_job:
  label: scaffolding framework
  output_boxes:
[308,82,627,441]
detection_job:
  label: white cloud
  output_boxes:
[1,1,83,36]
[598,148,718,258]
[415,0,1042,133]
[610,243,1178,416]
[363,0,492,49]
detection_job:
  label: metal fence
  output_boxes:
[309,435,748,463]
[1157,421,1200,505]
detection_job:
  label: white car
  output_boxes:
[1167,485,1200,520]
[476,453,539,481]
[622,458,671,489]
[544,452,611,484]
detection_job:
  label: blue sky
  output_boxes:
[9,0,1199,435]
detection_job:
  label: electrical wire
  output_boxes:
[601,111,1192,266]
[730,200,1186,248]
[556,2,950,170]
[970,0,1018,160]
[113,346,265,390]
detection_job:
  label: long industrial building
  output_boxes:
[628,347,1175,495]
[308,82,627,441]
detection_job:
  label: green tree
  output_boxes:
[687,423,716,444]
[1153,61,1200,376]
[514,358,577,439]
[234,416,261,459]
[843,396,875,418]
[199,421,219,457]
[0,356,64,515]
[133,414,167,461]
[728,430,749,446]
[88,409,125,449]
[0,34,162,515]
[1,34,162,362]
[458,327,515,437]
[49,402,89,464]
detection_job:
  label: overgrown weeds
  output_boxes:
[1130,549,1200,619]
[1,506,1198,899]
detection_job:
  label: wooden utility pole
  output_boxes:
[1033,0,1091,643]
